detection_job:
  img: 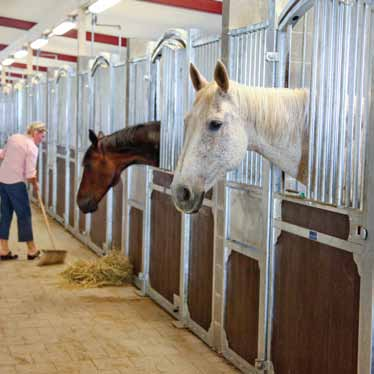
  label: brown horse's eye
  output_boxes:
[208,120,223,132]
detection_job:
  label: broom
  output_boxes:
[36,190,67,266]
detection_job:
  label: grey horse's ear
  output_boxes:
[98,131,105,139]
[89,129,98,146]
[190,63,208,91]
[214,60,229,93]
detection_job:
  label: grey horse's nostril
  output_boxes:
[176,186,191,202]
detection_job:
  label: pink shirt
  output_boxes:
[0,134,38,184]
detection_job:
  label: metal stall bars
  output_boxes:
[78,54,125,256]
[53,68,76,228]
[126,56,155,292]
[220,20,276,374]
[180,32,221,346]
[268,1,373,373]
[137,31,189,319]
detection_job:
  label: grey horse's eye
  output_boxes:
[208,120,223,131]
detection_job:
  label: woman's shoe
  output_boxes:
[27,251,40,260]
[0,251,18,260]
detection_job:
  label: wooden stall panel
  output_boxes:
[90,196,107,249]
[272,202,359,374]
[128,207,143,277]
[224,251,259,364]
[282,200,350,240]
[188,206,214,332]
[272,233,360,374]
[42,152,47,204]
[48,169,53,209]
[56,157,66,219]
[112,181,123,250]
[69,161,75,227]
[149,190,181,303]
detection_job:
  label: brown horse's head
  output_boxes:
[77,130,121,213]
[77,122,160,213]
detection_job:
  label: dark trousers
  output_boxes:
[0,182,33,242]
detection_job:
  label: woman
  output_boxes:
[0,122,46,260]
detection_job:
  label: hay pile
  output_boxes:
[60,251,133,288]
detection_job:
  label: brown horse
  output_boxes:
[77,121,160,213]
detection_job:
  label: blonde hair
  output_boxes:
[27,122,46,135]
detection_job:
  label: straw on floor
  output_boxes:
[60,251,133,288]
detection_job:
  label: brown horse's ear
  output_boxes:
[214,60,229,93]
[89,129,98,146]
[190,63,208,92]
[98,131,105,139]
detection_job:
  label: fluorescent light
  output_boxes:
[14,49,28,59]
[53,19,76,35]
[88,0,121,14]
[2,57,15,66]
[30,37,48,50]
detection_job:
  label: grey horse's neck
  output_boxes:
[235,83,309,184]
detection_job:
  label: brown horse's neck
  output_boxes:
[101,121,160,168]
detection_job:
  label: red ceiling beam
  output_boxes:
[0,16,36,30]
[143,0,222,14]
[33,50,77,63]
[0,44,8,51]
[11,62,48,73]
[7,72,25,79]
[63,30,127,47]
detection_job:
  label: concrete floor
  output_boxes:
[0,206,239,374]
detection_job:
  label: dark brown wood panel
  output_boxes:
[282,200,350,240]
[149,190,181,303]
[153,170,173,188]
[112,181,123,250]
[69,161,75,227]
[272,232,360,374]
[90,196,107,248]
[56,157,66,219]
[129,207,143,276]
[48,169,53,209]
[188,206,214,331]
[225,251,259,364]
[42,152,47,204]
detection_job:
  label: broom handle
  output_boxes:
[37,190,57,251]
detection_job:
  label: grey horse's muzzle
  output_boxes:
[171,183,205,214]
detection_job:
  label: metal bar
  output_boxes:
[307,0,321,199]
[273,219,362,254]
[314,0,328,200]
[227,21,270,36]
[346,2,360,207]
[329,2,344,204]
[337,3,352,206]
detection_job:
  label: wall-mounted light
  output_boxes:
[2,56,15,66]
[14,47,28,59]
[31,36,49,50]
[53,16,77,36]
[88,0,121,14]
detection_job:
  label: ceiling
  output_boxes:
[0,0,222,82]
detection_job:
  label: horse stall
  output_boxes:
[73,54,126,255]
[126,53,155,288]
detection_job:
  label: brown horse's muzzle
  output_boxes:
[77,196,98,214]
[171,184,205,214]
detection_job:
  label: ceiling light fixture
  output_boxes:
[30,36,49,50]
[2,56,15,66]
[14,47,28,59]
[88,0,121,14]
[53,17,77,35]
